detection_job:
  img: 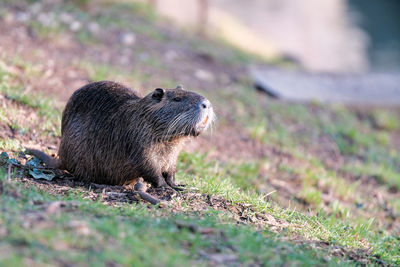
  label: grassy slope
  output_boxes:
[0,1,399,266]
[1,171,349,266]
[0,54,350,267]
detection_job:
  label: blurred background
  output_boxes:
[149,0,400,73]
[137,0,400,105]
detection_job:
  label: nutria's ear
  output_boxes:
[152,88,164,101]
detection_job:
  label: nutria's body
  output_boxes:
[30,81,214,188]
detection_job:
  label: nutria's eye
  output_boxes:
[172,97,182,102]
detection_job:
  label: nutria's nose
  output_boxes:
[200,99,211,109]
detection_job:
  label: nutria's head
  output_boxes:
[140,85,215,140]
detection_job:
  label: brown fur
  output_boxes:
[28,81,214,188]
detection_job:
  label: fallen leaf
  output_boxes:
[29,168,56,180]
[6,158,19,165]
[0,152,9,162]
[26,157,41,167]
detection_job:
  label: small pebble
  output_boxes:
[70,20,82,32]
[120,32,136,46]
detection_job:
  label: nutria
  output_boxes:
[28,81,214,188]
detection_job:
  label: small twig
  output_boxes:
[134,191,161,205]
[262,190,277,200]
[6,161,52,170]
[133,178,162,205]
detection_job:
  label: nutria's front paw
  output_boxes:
[157,183,183,192]
[152,175,185,192]
[171,186,185,191]
[165,174,183,187]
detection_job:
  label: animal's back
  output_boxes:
[59,81,141,184]
[61,81,140,133]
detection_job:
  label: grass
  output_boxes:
[0,59,61,137]
[177,151,400,265]
[370,109,399,131]
[345,162,400,190]
[0,170,354,266]
[226,82,400,197]
[0,59,57,115]
[229,84,395,160]
[0,138,22,151]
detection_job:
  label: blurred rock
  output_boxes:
[195,69,215,82]
[69,20,82,32]
[120,32,136,47]
[87,21,100,35]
